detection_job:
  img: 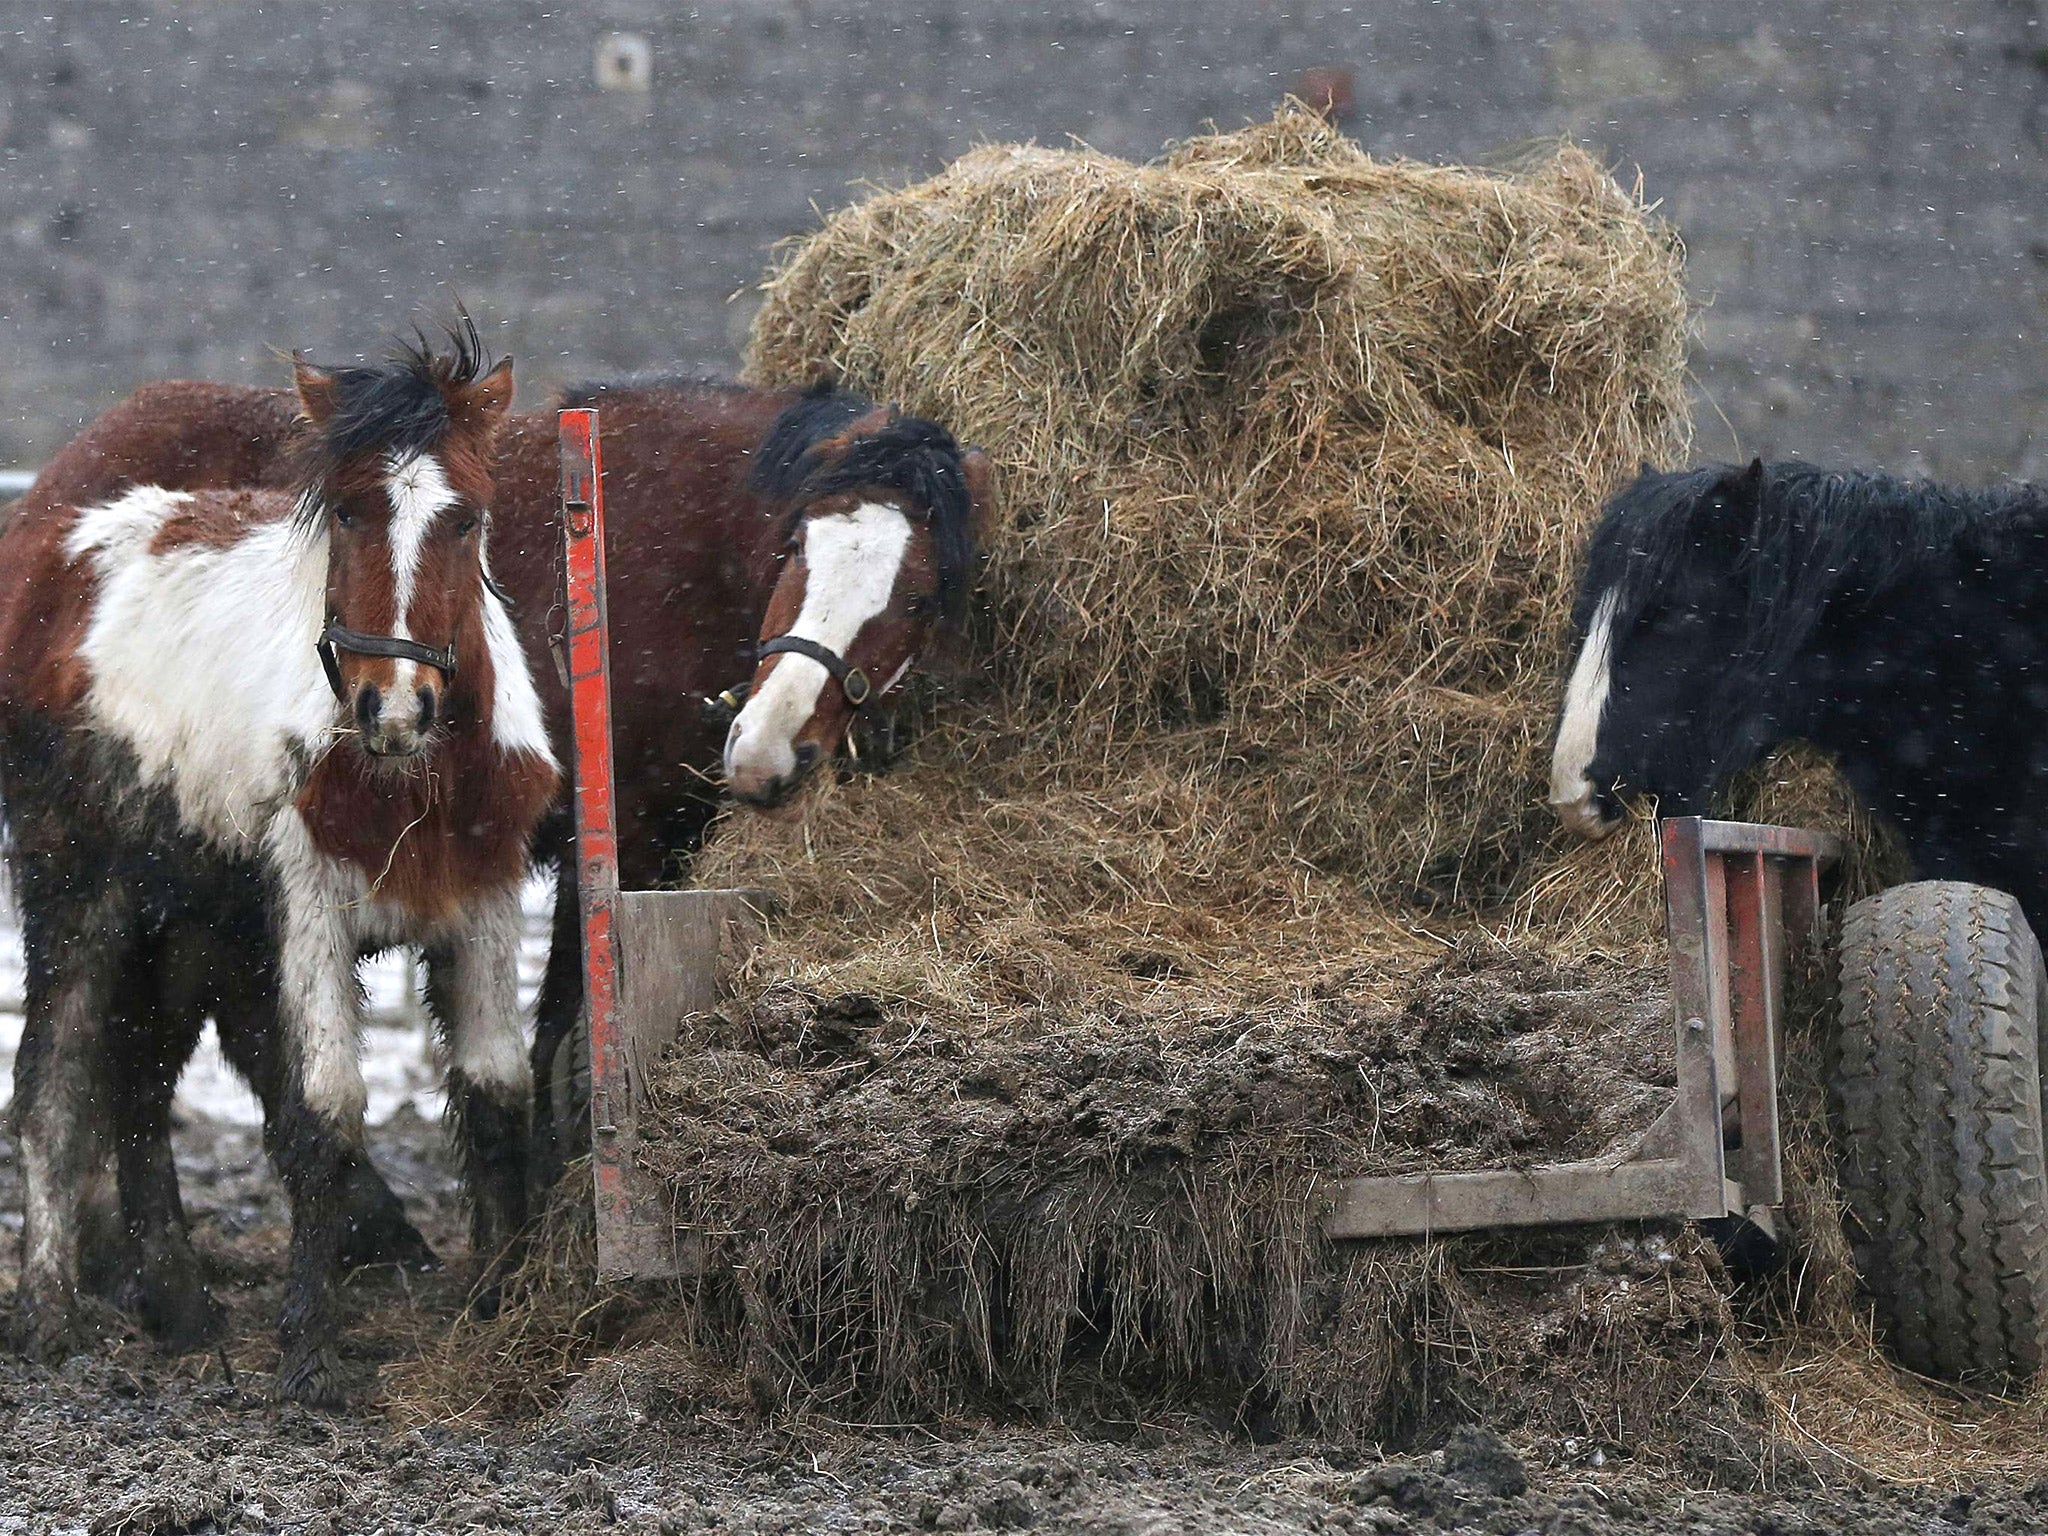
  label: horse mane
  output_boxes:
[290,314,494,525]
[1583,460,2040,678]
[750,384,977,618]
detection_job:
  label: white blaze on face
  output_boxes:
[379,451,458,725]
[724,501,913,792]
[1549,589,1620,839]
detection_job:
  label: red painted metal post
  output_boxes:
[558,409,634,1272]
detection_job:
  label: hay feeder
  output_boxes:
[517,112,2048,1426]
[553,407,1832,1274]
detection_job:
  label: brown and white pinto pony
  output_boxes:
[0,326,556,1404]
[7,375,985,1222]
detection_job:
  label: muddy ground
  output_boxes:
[4,1113,2048,1532]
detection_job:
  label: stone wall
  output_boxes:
[2,1,2044,476]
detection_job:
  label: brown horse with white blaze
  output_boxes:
[708,391,980,806]
[0,324,556,1403]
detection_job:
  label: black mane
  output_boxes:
[292,314,493,519]
[751,384,978,619]
[1583,460,2041,676]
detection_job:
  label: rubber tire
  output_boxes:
[550,1012,591,1162]
[1833,880,2048,1386]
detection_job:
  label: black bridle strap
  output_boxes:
[317,619,458,702]
[756,635,872,706]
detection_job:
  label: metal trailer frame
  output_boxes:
[1324,817,1837,1239]
[556,408,1842,1281]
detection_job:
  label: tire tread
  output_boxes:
[1833,881,2048,1384]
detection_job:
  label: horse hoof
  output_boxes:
[466,1279,504,1322]
[17,1304,92,1365]
[275,1346,349,1409]
[145,1283,226,1356]
[338,1214,442,1274]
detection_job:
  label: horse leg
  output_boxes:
[11,893,123,1362]
[105,947,222,1352]
[528,839,584,1201]
[426,884,533,1315]
[73,1150,128,1301]
[210,972,440,1274]
[265,845,369,1407]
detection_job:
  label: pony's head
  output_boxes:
[721,389,987,807]
[1551,458,1792,837]
[291,319,515,762]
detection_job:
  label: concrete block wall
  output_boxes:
[1,1,2043,478]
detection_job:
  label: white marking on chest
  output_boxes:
[479,538,555,764]
[1549,589,1619,834]
[724,502,913,784]
[68,485,333,850]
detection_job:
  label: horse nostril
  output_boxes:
[355,684,381,736]
[415,687,436,733]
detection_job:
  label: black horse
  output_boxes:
[1550,457,2048,929]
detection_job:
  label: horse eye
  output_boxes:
[333,505,354,529]
[454,515,479,536]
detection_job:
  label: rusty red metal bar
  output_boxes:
[557,408,639,1277]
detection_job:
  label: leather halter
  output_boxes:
[702,635,873,726]
[317,618,458,702]
[758,635,873,706]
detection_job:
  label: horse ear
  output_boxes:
[1688,457,1765,554]
[451,356,516,434]
[1723,457,1765,505]
[961,446,996,549]
[293,353,339,426]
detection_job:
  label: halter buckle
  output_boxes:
[702,685,750,726]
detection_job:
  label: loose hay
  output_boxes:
[401,111,1980,1470]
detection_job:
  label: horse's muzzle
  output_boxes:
[726,741,823,811]
[1551,787,1624,841]
[353,679,440,762]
